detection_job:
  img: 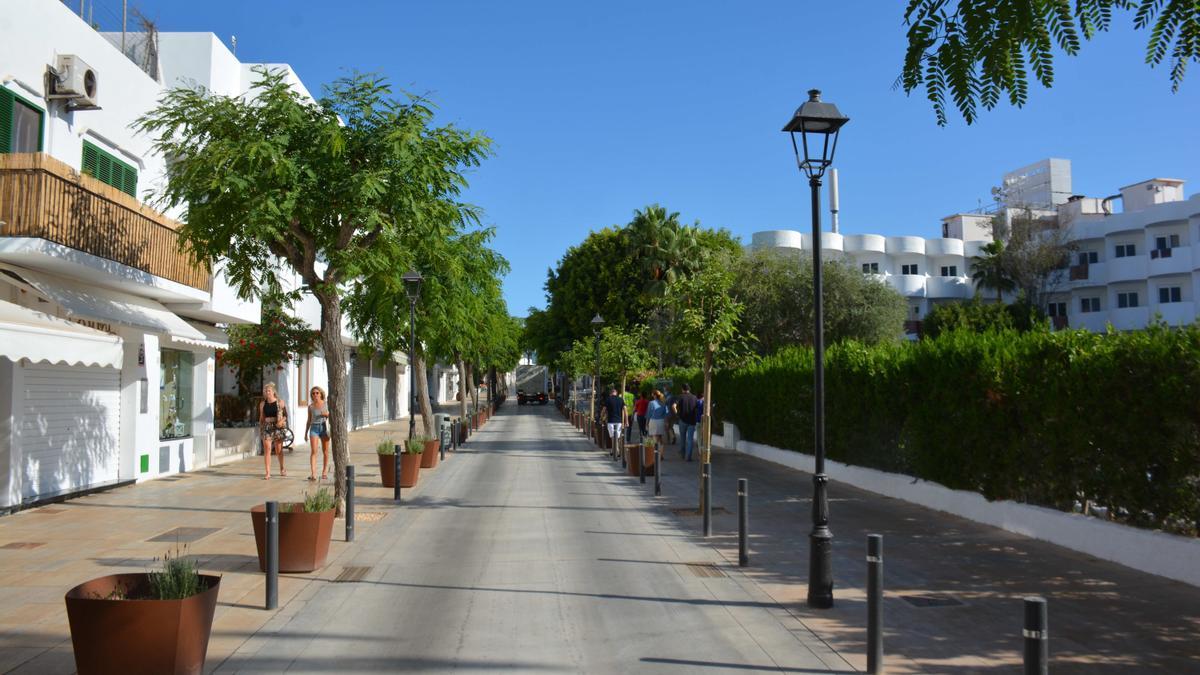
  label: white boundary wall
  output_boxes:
[715,422,1200,588]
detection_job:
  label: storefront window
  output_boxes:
[160,349,194,440]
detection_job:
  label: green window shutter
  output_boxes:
[81,140,138,197]
[0,88,13,153]
[81,141,100,178]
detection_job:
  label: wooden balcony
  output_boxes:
[0,153,210,291]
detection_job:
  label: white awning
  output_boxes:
[0,299,123,368]
[0,265,207,341]
[169,322,229,350]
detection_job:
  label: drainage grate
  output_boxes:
[147,527,221,543]
[333,566,372,583]
[670,507,730,516]
[686,563,726,578]
[354,512,386,523]
[901,595,964,608]
[1,542,45,550]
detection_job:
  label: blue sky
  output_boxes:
[126,0,1199,314]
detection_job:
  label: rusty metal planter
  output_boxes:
[65,573,220,675]
[250,504,334,573]
[420,439,440,469]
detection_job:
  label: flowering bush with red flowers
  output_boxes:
[218,305,320,391]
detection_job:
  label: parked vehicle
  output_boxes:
[517,389,528,405]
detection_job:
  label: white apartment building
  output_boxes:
[0,1,411,510]
[750,158,1200,335]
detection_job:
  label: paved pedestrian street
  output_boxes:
[1,404,1198,673]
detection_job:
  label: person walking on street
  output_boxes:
[603,386,626,446]
[259,382,288,480]
[664,386,677,445]
[622,386,636,443]
[634,390,650,441]
[646,390,669,459]
[672,383,700,462]
[305,386,331,481]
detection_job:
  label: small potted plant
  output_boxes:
[418,434,441,469]
[400,438,424,487]
[65,546,220,674]
[250,487,335,573]
[376,438,397,488]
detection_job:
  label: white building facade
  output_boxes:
[749,159,1199,335]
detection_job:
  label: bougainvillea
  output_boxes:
[217,305,320,391]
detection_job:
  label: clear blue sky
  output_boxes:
[125,0,1199,314]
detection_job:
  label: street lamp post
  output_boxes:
[591,314,604,445]
[402,270,424,445]
[783,89,849,610]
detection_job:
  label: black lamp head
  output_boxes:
[401,270,424,302]
[783,89,849,180]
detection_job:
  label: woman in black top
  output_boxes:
[259,382,288,479]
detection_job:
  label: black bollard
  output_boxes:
[1024,597,1048,675]
[702,462,712,537]
[867,534,883,673]
[654,443,662,496]
[620,437,626,467]
[393,444,402,502]
[639,444,646,484]
[440,433,446,462]
[345,466,356,543]
[265,500,279,610]
[738,478,749,567]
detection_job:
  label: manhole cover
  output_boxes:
[354,512,386,523]
[334,566,372,583]
[670,507,730,516]
[0,542,45,550]
[901,595,964,608]
[686,563,725,578]
[147,527,221,543]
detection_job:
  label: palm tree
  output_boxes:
[971,240,1016,303]
[625,204,701,298]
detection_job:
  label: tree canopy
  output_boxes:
[901,0,1200,125]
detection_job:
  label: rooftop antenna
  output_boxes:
[231,35,237,56]
[828,168,840,234]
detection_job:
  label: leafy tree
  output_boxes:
[598,325,654,394]
[137,69,490,513]
[735,249,907,354]
[668,253,746,508]
[971,240,1017,302]
[989,207,1074,310]
[923,297,1047,337]
[901,0,1200,125]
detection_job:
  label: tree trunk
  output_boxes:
[466,361,478,413]
[456,356,468,422]
[699,345,714,510]
[413,347,434,438]
[488,366,497,410]
[314,288,349,517]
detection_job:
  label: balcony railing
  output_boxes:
[0,153,210,291]
[1150,247,1173,260]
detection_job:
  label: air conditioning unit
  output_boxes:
[48,55,99,108]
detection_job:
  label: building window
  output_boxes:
[861,262,879,274]
[82,140,138,197]
[160,349,194,440]
[1114,244,1137,258]
[1077,251,1098,265]
[1155,234,1181,251]
[0,87,45,153]
[901,264,919,275]
[1080,297,1101,313]
[1158,286,1182,303]
[939,265,957,277]
[1116,292,1139,309]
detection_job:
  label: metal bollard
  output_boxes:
[702,463,712,537]
[265,500,279,610]
[440,434,446,461]
[654,443,662,496]
[639,445,646,484]
[867,534,883,673]
[620,437,626,467]
[393,444,402,502]
[345,466,356,543]
[1023,596,1048,675]
[738,478,749,567]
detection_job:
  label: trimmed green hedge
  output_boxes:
[714,326,1200,535]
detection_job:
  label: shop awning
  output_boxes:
[0,265,207,342]
[0,299,123,368]
[169,321,229,350]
